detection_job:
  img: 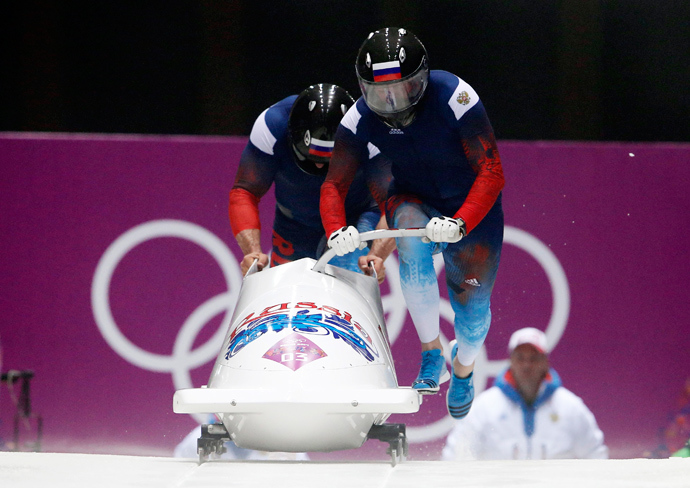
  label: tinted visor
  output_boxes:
[359,68,428,115]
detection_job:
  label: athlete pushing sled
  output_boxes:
[321,27,504,420]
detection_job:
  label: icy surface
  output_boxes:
[0,452,688,488]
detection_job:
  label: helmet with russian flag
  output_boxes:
[356,27,429,127]
[288,83,355,176]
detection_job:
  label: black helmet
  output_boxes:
[355,27,429,127]
[288,83,355,176]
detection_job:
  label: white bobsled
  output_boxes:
[173,229,426,464]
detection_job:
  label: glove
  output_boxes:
[424,217,466,243]
[327,226,363,256]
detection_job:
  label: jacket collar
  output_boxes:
[495,367,562,409]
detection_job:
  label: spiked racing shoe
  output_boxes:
[446,340,474,419]
[411,349,450,394]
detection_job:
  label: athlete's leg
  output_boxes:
[389,199,440,344]
[387,196,450,392]
[443,235,501,373]
[444,213,503,417]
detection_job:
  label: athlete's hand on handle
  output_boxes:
[327,226,365,256]
[241,252,269,275]
[424,217,466,243]
[359,255,386,284]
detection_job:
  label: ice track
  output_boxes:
[0,452,688,488]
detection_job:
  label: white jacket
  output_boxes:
[442,368,608,460]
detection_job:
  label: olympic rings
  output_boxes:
[91,220,242,384]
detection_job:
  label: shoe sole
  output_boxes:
[412,369,451,395]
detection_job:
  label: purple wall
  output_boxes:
[1,133,688,459]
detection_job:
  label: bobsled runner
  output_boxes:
[173,229,427,465]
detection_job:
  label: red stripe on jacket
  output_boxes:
[454,133,505,233]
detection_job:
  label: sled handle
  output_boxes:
[312,228,427,274]
[244,258,260,278]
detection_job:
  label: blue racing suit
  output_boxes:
[321,71,504,366]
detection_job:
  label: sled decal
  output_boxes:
[225,302,379,362]
[262,333,327,371]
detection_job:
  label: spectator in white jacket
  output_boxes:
[442,327,608,460]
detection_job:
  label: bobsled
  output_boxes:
[173,229,427,465]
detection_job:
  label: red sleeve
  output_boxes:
[320,182,347,237]
[453,133,505,233]
[229,187,261,236]
[320,135,362,237]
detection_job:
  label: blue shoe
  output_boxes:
[412,349,450,394]
[447,340,474,419]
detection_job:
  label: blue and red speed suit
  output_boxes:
[229,95,391,271]
[321,71,505,366]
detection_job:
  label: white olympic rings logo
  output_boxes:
[91,220,242,423]
[91,220,569,443]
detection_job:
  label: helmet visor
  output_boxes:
[359,68,428,115]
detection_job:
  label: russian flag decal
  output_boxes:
[308,138,334,158]
[372,61,402,82]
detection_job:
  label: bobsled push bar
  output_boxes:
[312,228,427,273]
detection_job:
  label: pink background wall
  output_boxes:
[2,133,688,459]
